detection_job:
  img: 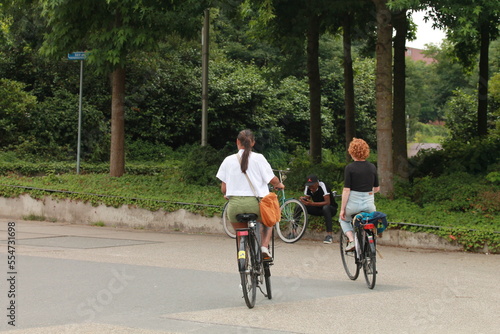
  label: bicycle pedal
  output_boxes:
[263,257,274,263]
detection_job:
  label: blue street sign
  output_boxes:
[68,52,87,60]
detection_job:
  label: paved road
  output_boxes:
[0,220,498,334]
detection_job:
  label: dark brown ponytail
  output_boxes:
[238,129,254,174]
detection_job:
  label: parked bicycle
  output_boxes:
[274,169,309,243]
[223,169,308,243]
[235,213,273,308]
[340,213,378,289]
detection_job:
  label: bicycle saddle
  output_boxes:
[236,213,258,223]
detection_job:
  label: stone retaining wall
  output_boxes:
[0,194,463,251]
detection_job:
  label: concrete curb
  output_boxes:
[0,194,463,251]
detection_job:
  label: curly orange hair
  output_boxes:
[348,138,370,160]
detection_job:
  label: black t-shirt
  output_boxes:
[305,181,337,207]
[344,161,379,192]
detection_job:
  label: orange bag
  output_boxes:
[259,192,281,227]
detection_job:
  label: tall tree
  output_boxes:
[372,0,394,197]
[40,0,208,176]
[342,12,356,159]
[425,0,500,136]
[340,1,377,161]
[243,0,346,164]
[392,9,409,180]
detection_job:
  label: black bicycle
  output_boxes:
[340,213,377,289]
[235,213,273,308]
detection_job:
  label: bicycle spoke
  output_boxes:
[277,199,308,243]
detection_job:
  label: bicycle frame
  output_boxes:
[235,213,273,307]
[236,222,261,272]
[274,169,290,205]
[353,219,377,289]
[354,223,376,257]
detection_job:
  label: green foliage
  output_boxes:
[125,47,202,148]
[409,136,500,177]
[0,160,175,176]
[181,144,230,187]
[408,172,494,213]
[126,140,175,163]
[486,171,500,184]
[352,58,377,148]
[444,89,478,141]
[411,122,450,143]
[0,79,37,148]
[41,0,210,74]
[17,88,109,162]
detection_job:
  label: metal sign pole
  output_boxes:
[76,60,83,174]
[68,52,87,174]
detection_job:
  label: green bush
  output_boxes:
[126,140,174,162]
[0,79,37,148]
[181,144,230,186]
[409,136,500,178]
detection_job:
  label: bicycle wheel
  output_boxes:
[263,262,272,299]
[362,235,376,289]
[276,199,308,243]
[340,232,360,280]
[222,202,236,239]
[240,237,257,308]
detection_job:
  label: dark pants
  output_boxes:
[305,205,337,233]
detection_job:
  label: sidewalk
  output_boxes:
[0,219,499,333]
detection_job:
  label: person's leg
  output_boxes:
[306,205,324,222]
[261,224,272,249]
[340,197,359,243]
[341,191,374,243]
[322,205,334,233]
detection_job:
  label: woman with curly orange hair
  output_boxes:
[339,138,380,251]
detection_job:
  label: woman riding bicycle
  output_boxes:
[216,129,284,258]
[339,138,380,251]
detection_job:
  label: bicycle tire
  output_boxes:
[222,202,236,239]
[240,236,257,308]
[340,232,360,280]
[263,262,272,299]
[363,234,376,289]
[276,199,308,243]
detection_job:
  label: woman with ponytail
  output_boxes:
[216,129,284,258]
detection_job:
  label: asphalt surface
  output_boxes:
[0,219,499,334]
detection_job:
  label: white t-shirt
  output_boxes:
[216,149,275,197]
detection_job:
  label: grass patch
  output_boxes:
[23,214,46,221]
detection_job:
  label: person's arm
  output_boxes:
[339,187,351,221]
[221,182,226,195]
[373,186,380,193]
[269,176,284,190]
[304,194,330,207]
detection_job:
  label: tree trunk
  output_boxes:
[307,13,322,164]
[477,20,489,137]
[343,12,355,162]
[392,10,409,181]
[110,66,126,177]
[372,0,393,198]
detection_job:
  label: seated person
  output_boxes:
[299,175,338,244]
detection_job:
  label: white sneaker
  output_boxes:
[346,241,355,252]
[261,246,271,258]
